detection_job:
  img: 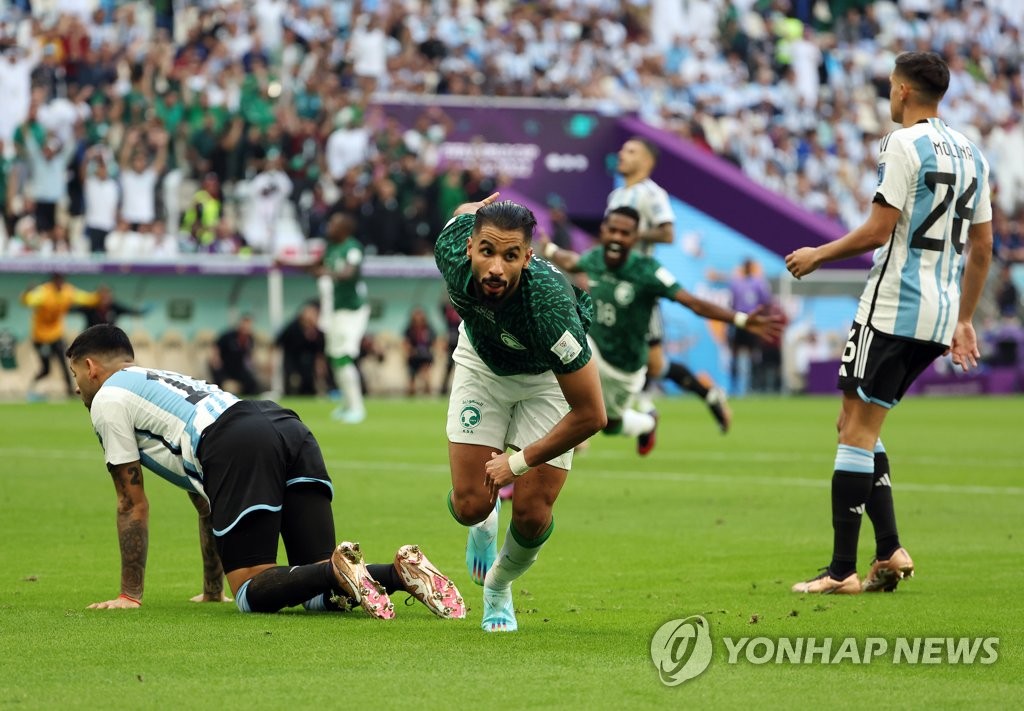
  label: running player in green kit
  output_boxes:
[543,206,783,452]
[436,193,606,632]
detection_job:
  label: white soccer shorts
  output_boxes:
[446,330,574,471]
[325,305,371,360]
[588,336,647,420]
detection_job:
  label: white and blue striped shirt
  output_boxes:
[90,367,240,499]
[856,118,992,345]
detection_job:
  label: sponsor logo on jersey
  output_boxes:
[500,331,527,350]
[614,282,635,305]
[550,330,583,364]
[877,162,886,185]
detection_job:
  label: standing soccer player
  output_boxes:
[786,51,993,594]
[608,138,732,435]
[544,207,782,453]
[437,194,606,632]
[319,212,370,424]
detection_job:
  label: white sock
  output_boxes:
[484,525,544,590]
[620,409,656,437]
[335,363,364,413]
[471,501,499,540]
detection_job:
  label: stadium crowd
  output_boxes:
[0,0,1021,276]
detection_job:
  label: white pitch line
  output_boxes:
[319,459,1024,497]
[4,448,1020,497]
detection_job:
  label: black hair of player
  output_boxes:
[628,136,660,164]
[605,205,641,229]
[474,200,538,244]
[894,51,949,103]
[66,324,135,361]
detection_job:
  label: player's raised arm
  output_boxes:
[539,238,582,273]
[452,192,500,217]
[671,289,785,342]
[89,460,149,609]
[786,202,900,279]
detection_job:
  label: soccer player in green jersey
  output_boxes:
[543,207,783,453]
[318,212,370,424]
[610,137,733,433]
[436,193,606,632]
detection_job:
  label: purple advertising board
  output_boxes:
[376,99,618,221]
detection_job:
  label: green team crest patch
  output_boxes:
[459,401,483,432]
[614,282,635,305]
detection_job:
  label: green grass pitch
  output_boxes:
[1,395,1020,709]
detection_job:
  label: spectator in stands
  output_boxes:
[363,178,405,255]
[210,313,263,396]
[81,146,119,254]
[275,301,328,397]
[0,138,15,242]
[20,121,74,247]
[0,0,1020,271]
[403,306,437,397]
[118,126,167,233]
[182,173,223,249]
[104,218,149,260]
[241,150,293,254]
[21,272,97,399]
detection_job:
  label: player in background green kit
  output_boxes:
[436,193,606,632]
[318,213,370,424]
[543,206,783,453]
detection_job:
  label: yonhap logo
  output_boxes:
[649,615,999,687]
[650,615,713,686]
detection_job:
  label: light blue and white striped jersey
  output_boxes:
[90,367,240,498]
[606,178,675,256]
[856,118,992,345]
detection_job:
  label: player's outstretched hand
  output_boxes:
[190,592,233,603]
[785,247,821,279]
[453,192,500,217]
[947,321,980,372]
[88,595,141,610]
[746,305,786,343]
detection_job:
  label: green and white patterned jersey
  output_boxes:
[435,214,593,376]
[323,237,367,311]
[577,247,682,372]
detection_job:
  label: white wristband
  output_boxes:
[508,450,530,477]
[733,311,749,329]
[542,242,559,260]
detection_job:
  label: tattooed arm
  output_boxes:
[187,492,230,602]
[89,461,149,609]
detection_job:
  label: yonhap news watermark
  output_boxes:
[650,616,999,686]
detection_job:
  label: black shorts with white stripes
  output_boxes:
[837,321,946,408]
[197,400,333,540]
